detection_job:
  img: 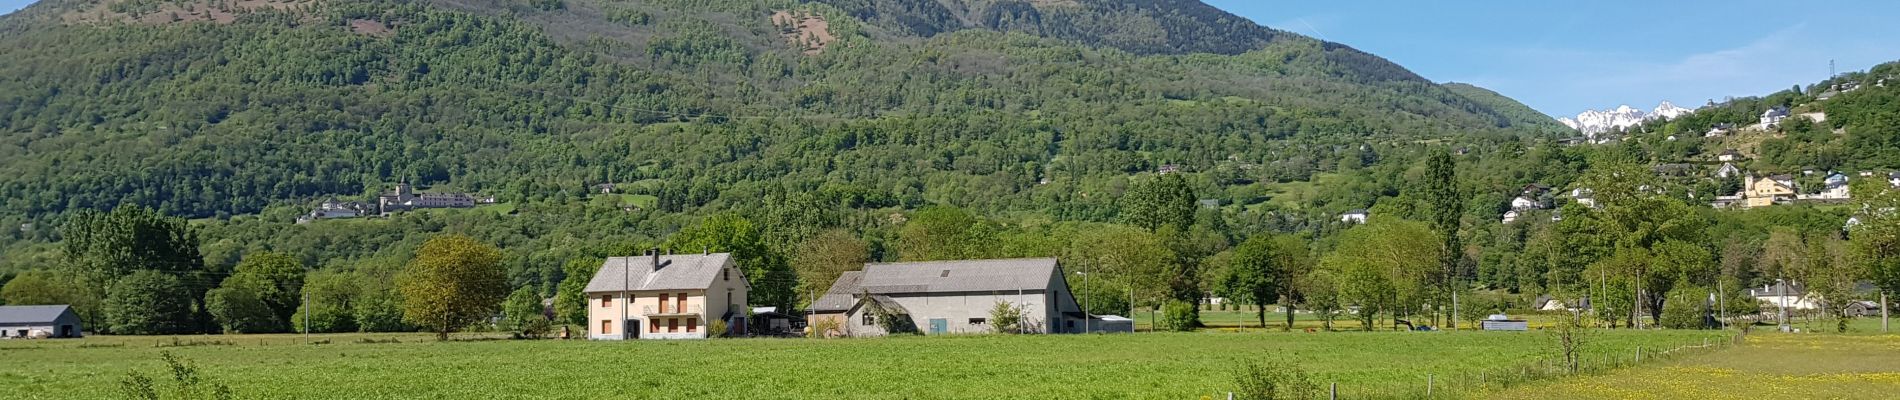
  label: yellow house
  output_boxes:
[584,252,749,340]
[1743,176,1795,208]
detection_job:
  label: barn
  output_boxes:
[0,305,84,339]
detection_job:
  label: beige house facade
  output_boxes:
[584,253,749,340]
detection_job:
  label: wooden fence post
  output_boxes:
[1330,382,1337,400]
[1427,373,1434,397]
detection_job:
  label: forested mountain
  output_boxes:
[1440,82,1568,133]
[0,0,1546,226]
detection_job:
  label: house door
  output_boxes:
[60,325,73,338]
[627,320,640,339]
[928,318,947,334]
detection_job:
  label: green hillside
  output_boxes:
[1442,82,1569,132]
[0,0,1551,222]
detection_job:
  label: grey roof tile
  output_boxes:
[584,253,736,293]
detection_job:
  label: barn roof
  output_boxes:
[584,253,741,293]
[855,258,1059,294]
[0,305,75,325]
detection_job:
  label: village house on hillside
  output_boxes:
[0,305,83,339]
[809,258,1113,337]
[296,198,375,224]
[1743,175,1797,208]
[585,252,750,340]
[377,182,494,215]
[1339,209,1369,224]
[1760,106,1790,127]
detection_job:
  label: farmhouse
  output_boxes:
[1743,175,1797,208]
[1749,281,1817,311]
[809,258,1106,337]
[584,252,750,340]
[1340,209,1369,224]
[0,305,84,339]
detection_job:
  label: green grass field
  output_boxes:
[0,330,1727,399]
[1490,330,1900,399]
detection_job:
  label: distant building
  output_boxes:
[1510,196,1542,211]
[1340,209,1369,224]
[377,183,491,215]
[298,198,374,224]
[0,305,84,339]
[1761,106,1790,127]
[1501,210,1522,224]
[1890,171,1900,188]
[1704,123,1734,137]
[1157,164,1182,175]
[1715,162,1743,179]
[1569,188,1598,209]
[1800,173,1852,201]
[1750,281,1817,311]
[1718,149,1744,162]
[1653,163,1698,177]
[1744,175,1797,208]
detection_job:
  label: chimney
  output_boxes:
[652,248,662,271]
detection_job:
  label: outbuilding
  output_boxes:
[0,305,84,339]
[810,258,1094,337]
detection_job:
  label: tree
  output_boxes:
[1419,150,1464,328]
[104,270,196,335]
[1120,174,1197,232]
[0,270,83,307]
[1659,281,1711,330]
[790,229,867,308]
[1298,269,1342,331]
[1225,236,1285,329]
[502,287,549,337]
[205,284,277,334]
[61,206,209,333]
[553,257,602,326]
[666,214,797,310]
[1063,225,1173,318]
[1323,220,1438,331]
[398,234,508,341]
[896,206,997,261]
[206,252,305,333]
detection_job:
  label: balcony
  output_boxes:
[643,305,704,316]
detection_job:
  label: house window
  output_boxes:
[659,294,669,313]
[649,319,658,333]
[940,270,950,278]
[970,318,987,325]
[600,295,612,308]
[687,318,698,333]
[723,268,729,281]
[600,320,612,335]
[668,318,679,333]
[677,292,687,313]
[863,313,876,326]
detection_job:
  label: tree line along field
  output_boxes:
[0,330,1728,399]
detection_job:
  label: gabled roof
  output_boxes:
[855,258,1060,294]
[811,271,865,312]
[1749,281,1807,297]
[0,305,76,325]
[584,253,741,293]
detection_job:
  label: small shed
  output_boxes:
[748,307,797,336]
[1843,301,1883,318]
[1479,314,1528,331]
[0,305,84,339]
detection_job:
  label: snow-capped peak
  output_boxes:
[1559,101,1697,137]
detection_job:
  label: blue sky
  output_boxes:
[5,1,1896,116]
[1205,1,1900,116]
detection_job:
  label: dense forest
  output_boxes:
[0,0,1896,335]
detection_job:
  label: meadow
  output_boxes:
[0,330,1728,399]
[1490,329,1900,399]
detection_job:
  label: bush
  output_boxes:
[1160,300,1199,332]
[120,352,234,400]
[1661,284,1712,330]
[709,319,728,338]
[809,317,842,338]
[1231,359,1319,400]
[105,270,197,335]
[989,301,1025,333]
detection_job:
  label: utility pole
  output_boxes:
[1882,291,1889,333]
[303,266,310,345]
[1718,279,1727,329]
[622,254,631,339]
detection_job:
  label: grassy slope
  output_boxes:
[1490,330,1900,399]
[0,330,1723,399]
